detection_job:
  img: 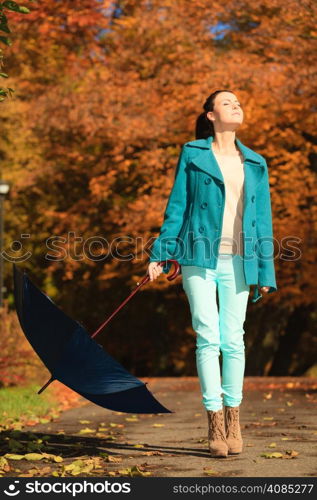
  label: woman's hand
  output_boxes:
[260,286,270,293]
[147,262,164,281]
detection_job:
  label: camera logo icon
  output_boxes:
[4,481,20,496]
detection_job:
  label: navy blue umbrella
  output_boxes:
[13,261,180,414]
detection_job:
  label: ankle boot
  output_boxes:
[206,408,228,458]
[224,405,243,454]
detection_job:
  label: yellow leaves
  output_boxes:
[79,420,91,424]
[4,454,24,460]
[152,423,165,427]
[268,442,277,448]
[0,457,10,473]
[4,452,63,463]
[263,392,272,400]
[114,465,151,477]
[141,450,165,456]
[51,457,104,477]
[77,427,96,435]
[124,416,139,423]
[260,450,299,459]
[24,453,46,461]
[39,418,50,424]
[99,452,122,463]
[286,382,295,389]
[285,450,299,458]
[261,452,284,459]
[204,468,220,476]
[63,459,94,476]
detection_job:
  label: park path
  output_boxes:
[2,377,317,477]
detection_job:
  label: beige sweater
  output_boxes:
[213,152,245,256]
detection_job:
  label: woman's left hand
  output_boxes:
[260,286,270,293]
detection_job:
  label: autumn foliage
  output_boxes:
[0,0,316,383]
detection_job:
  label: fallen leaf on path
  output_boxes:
[260,452,283,459]
[107,455,122,463]
[78,428,96,435]
[4,454,24,460]
[141,451,165,456]
[5,452,63,463]
[204,469,219,476]
[63,459,94,476]
[117,465,151,477]
[263,392,272,399]
[0,457,10,472]
[285,450,299,458]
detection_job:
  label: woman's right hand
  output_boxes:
[147,262,164,281]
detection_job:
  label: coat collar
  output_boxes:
[185,135,265,187]
[185,135,263,164]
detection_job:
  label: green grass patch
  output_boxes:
[0,384,58,424]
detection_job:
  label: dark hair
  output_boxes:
[195,89,235,139]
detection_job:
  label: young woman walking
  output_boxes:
[147,89,277,458]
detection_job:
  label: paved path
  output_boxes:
[2,377,317,477]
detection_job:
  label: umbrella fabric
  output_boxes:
[13,264,172,414]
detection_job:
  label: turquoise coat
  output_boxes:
[149,135,277,303]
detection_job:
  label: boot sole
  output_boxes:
[209,449,228,458]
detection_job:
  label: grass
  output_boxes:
[0,383,59,424]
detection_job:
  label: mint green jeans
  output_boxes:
[181,254,250,411]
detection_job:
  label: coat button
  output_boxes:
[201,202,207,209]
[205,178,211,184]
[251,195,255,202]
[198,226,205,233]
[252,220,256,227]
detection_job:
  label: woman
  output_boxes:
[147,89,277,458]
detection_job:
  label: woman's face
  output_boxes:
[207,92,244,130]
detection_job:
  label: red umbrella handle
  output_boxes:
[91,259,181,339]
[38,260,180,394]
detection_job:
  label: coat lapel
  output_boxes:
[187,135,265,191]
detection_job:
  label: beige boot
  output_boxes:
[206,409,228,458]
[224,405,243,454]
